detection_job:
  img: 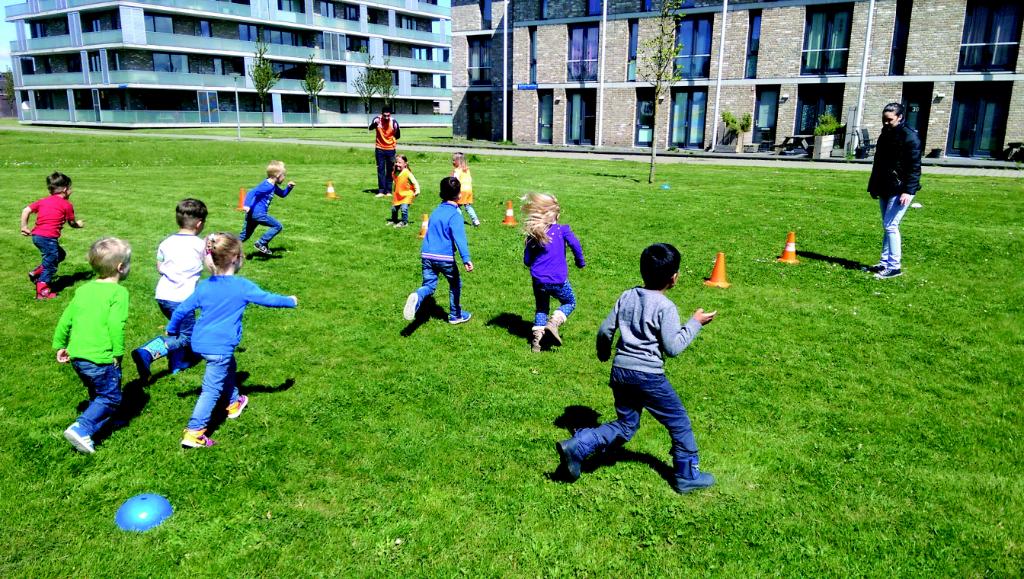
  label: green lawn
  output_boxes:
[0,130,1021,575]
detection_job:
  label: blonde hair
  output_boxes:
[266,160,286,179]
[452,152,468,171]
[204,232,244,275]
[88,237,132,278]
[522,192,560,245]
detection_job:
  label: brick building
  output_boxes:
[452,0,1024,159]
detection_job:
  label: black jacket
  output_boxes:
[868,122,921,199]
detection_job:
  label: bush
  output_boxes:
[813,113,843,137]
[722,111,753,134]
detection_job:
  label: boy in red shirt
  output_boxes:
[20,172,84,300]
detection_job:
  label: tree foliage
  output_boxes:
[3,69,15,116]
[371,56,397,110]
[300,53,325,127]
[352,49,378,116]
[638,0,684,184]
[249,37,279,129]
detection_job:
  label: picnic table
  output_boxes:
[777,134,814,153]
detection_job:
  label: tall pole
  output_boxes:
[502,0,508,142]
[596,0,607,147]
[709,0,728,151]
[234,75,241,141]
[853,0,876,150]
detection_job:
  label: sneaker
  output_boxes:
[36,285,58,300]
[132,337,169,383]
[403,293,419,321]
[385,220,395,227]
[674,471,716,494]
[861,263,885,273]
[254,243,273,256]
[28,266,43,284]
[874,267,903,280]
[375,192,388,198]
[472,220,480,227]
[64,423,95,454]
[394,222,408,228]
[555,438,582,482]
[181,429,216,448]
[448,311,472,325]
[226,395,249,419]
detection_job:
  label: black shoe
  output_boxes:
[254,244,273,256]
[874,268,902,279]
[556,438,582,482]
[861,263,885,273]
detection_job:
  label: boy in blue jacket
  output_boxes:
[240,160,295,256]
[403,176,474,324]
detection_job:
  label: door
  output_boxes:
[669,88,707,149]
[902,82,931,151]
[947,82,1010,158]
[537,90,553,144]
[467,93,492,140]
[197,90,220,124]
[754,86,779,151]
[635,88,654,147]
[566,89,595,145]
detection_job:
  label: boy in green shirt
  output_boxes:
[53,237,132,454]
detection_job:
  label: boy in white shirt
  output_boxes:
[131,199,207,383]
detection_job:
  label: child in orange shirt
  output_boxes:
[451,152,479,227]
[387,155,420,228]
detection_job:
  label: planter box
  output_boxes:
[813,135,834,160]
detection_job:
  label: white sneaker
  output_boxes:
[403,293,419,321]
[64,423,95,454]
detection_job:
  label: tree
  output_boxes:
[249,37,279,129]
[300,53,325,128]
[351,48,378,120]
[3,69,15,116]
[638,0,684,184]
[372,56,397,111]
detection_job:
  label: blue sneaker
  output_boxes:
[64,422,95,454]
[448,311,472,325]
[674,464,716,494]
[403,293,419,321]
[132,337,169,383]
[556,438,583,482]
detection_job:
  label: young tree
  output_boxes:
[373,56,397,110]
[3,68,15,116]
[639,0,684,184]
[249,37,279,129]
[300,53,325,127]
[351,48,378,121]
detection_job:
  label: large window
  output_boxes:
[152,52,187,73]
[635,88,654,147]
[947,82,1010,158]
[802,4,852,75]
[795,84,843,135]
[145,14,173,33]
[745,10,761,79]
[278,0,304,13]
[959,1,1021,73]
[890,0,911,75]
[675,16,712,79]
[468,37,491,86]
[537,89,553,144]
[567,25,599,81]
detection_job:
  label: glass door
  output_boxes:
[635,89,654,147]
[754,86,778,151]
[669,88,707,149]
[566,90,595,145]
[947,82,1010,158]
[537,90,553,144]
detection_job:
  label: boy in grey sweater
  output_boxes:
[556,243,717,493]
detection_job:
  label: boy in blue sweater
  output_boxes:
[403,176,474,324]
[240,160,295,256]
[556,243,718,494]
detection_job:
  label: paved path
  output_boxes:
[3,124,1019,179]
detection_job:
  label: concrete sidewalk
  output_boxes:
[3,124,1020,179]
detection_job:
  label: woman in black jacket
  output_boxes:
[866,102,921,279]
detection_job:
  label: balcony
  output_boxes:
[35,109,72,121]
[144,32,320,60]
[20,72,86,86]
[66,0,253,17]
[409,86,447,97]
[314,15,362,34]
[566,60,597,82]
[25,35,75,51]
[399,28,449,45]
[107,70,244,88]
[386,55,450,72]
[273,9,305,24]
[102,110,203,123]
[82,30,123,45]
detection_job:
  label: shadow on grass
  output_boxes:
[796,250,870,271]
[486,312,534,341]
[592,173,641,183]
[246,246,286,260]
[175,371,295,435]
[549,405,675,486]
[50,270,93,293]
[400,296,448,337]
[87,376,150,447]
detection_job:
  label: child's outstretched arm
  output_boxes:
[660,306,712,358]
[566,228,586,268]
[275,182,295,198]
[20,206,33,235]
[244,280,298,308]
[596,304,619,362]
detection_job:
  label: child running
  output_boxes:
[556,243,718,494]
[403,177,474,324]
[522,193,585,352]
[21,172,84,300]
[451,152,479,227]
[131,198,208,383]
[170,233,297,448]
[240,160,295,256]
[54,237,132,453]
[386,155,420,228]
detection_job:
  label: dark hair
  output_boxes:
[640,243,681,289]
[382,106,393,114]
[176,198,208,229]
[882,102,905,118]
[47,172,71,193]
[440,176,461,201]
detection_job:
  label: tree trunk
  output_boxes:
[260,97,266,129]
[648,95,659,184]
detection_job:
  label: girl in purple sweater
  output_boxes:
[522,193,585,352]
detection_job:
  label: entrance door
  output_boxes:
[537,90,553,144]
[90,88,101,122]
[947,82,1010,158]
[635,88,654,147]
[565,89,596,145]
[467,92,492,140]
[198,90,220,123]
[754,86,779,151]
[669,88,707,149]
[902,82,932,151]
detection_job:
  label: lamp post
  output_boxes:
[230,72,242,140]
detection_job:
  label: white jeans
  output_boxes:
[879,195,913,269]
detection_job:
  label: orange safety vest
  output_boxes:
[375,119,397,150]
[453,167,473,205]
[392,169,416,206]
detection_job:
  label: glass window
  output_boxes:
[481,0,491,28]
[152,52,186,73]
[538,90,553,144]
[347,36,367,52]
[278,0,304,13]
[468,37,492,86]
[199,20,212,38]
[802,4,852,75]
[745,10,761,79]
[88,52,103,73]
[145,14,173,34]
[627,19,638,81]
[317,1,336,18]
[753,86,778,151]
[329,66,346,82]
[239,24,258,41]
[67,54,82,73]
[567,25,599,81]
[540,0,549,19]
[959,1,1021,72]
[675,16,712,79]
[890,0,911,75]
[795,84,843,134]
[642,0,653,12]
[343,4,359,20]
[635,89,654,147]
[565,90,596,145]
[529,27,537,83]
[587,0,600,17]
[670,88,706,148]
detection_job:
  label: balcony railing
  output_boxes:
[82,30,124,45]
[67,0,252,17]
[314,15,363,34]
[567,60,597,82]
[5,3,32,17]
[144,32,320,60]
[25,35,75,51]
[107,70,244,88]
[410,86,447,97]
[468,67,491,86]
[399,27,449,45]
[20,72,86,86]
[35,109,73,121]
[386,55,450,72]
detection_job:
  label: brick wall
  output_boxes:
[1005,81,1024,147]
[857,81,902,136]
[603,19,629,83]
[452,2,482,32]
[512,25,529,80]
[599,87,635,147]
[512,89,537,142]
[452,34,468,86]
[709,9,749,80]
[775,82,798,138]
[706,85,756,148]
[925,81,954,156]
[536,25,567,83]
[904,0,964,75]
[452,88,468,133]
[865,0,896,75]
[757,4,802,78]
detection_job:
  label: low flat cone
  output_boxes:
[502,200,517,226]
[417,214,429,239]
[237,187,246,211]
[704,252,731,288]
[778,231,800,264]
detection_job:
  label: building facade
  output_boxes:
[6,0,453,126]
[453,0,1024,159]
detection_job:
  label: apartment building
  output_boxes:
[6,0,453,126]
[452,0,1024,159]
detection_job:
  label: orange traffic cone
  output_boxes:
[326,180,337,200]
[237,187,247,211]
[501,200,517,226]
[777,231,800,264]
[704,252,731,288]
[417,214,429,239]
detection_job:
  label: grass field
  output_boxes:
[0,129,1021,575]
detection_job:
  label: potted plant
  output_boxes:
[720,111,753,153]
[812,113,842,160]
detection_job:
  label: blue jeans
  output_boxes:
[187,354,240,430]
[571,367,699,479]
[376,148,396,193]
[32,235,65,284]
[415,258,462,319]
[71,359,122,436]
[459,204,479,224]
[533,280,576,327]
[879,195,913,269]
[157,299,196,371]
[240,211,283,246]
[391,203,410,224]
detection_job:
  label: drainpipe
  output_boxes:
[597,0,607,147]
[709,0,728,151]
[502,0,508,142]
[853,0,876,151]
